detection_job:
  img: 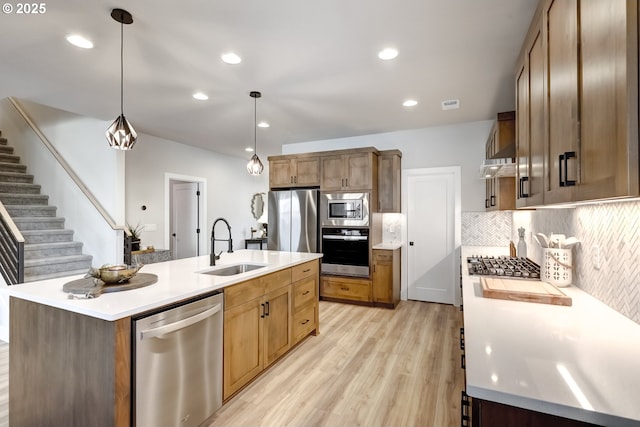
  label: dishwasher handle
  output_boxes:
[140,303,222,340]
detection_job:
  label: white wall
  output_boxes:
[124,134,269,256]
[0,98,125,266]
[283,120,493,212]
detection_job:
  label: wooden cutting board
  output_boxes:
[481,277,572,306]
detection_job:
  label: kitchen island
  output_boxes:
[461,247,640,427]
[7,250,322,427]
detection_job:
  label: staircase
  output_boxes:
[0,130,92,283]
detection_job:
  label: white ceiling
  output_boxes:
[0,0,537,159]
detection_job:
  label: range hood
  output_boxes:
[480,158,516,179]
[480,143,516,179]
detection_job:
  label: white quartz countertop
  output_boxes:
[461,246,640,427]
[7,250,322,321]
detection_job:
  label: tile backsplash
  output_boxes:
[463,202,640,325]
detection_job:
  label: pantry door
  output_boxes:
[405,167,460,304]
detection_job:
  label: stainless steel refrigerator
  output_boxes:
[268,189,319,252]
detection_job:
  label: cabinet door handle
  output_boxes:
[340,287,349,291]
[490,195,495,207]
[301,319,310,325]
[559,151,577,187]
[303,268,311,273]
[461,391,471,427]
[459,327,465,350]
[345,178,348,187]
[519,176,529,198]
[302,290,310,295]
[261,303,265,318]
[485,198,490,208]
[294,176,297,184]
[265,301,270,316]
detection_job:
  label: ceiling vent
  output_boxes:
[441,99,460,110]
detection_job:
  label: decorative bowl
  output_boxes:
[88,263,143,284]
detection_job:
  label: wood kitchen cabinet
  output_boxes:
[485,112,516,211]
[321,275,372,303]
[291,260,319,344]
[377,150,402,212]
[269,155,320,188]
[223,268,292,399]
[320,151,377,191]
[372,248,400,308]
[516,0,639,207]
[471,398,600,427]
[515,7,545,208]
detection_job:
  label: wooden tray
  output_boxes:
[480,277,572,306]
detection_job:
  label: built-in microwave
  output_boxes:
[320,192,370,227]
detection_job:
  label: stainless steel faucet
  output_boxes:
[210,217,233,266]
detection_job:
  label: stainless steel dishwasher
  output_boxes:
[133,291,223,427]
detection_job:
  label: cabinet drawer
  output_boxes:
[263,268,292,294]
[291,260,318,283]
[321,277,371,302]
[225,278,264,310]
[293,276,317,310]
[225,268,292,310]
[373,251,393,264]
[293,303,316,342]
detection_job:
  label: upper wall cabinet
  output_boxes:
[516,0,639,207]
[269,156,320,188]
[377,150,402,212]
[485,112,516,211]
[320,152,376,191]
[515,9,545,208]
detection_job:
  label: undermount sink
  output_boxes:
[198,263,267,277]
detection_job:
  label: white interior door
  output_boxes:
[406,167,460,304]
[171,182,199,260]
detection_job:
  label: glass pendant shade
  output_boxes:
[247,91,264,175]
[106,114,137,150]
[247,153,264,175]
[106,9,136,150]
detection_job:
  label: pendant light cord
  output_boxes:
[120,16,124,115]
[253,96,257,154]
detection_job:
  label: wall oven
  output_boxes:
[321,227,369,277]
[320,192,370,227]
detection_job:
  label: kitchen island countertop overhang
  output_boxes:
[6,249,323,321]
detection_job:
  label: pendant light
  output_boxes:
[246,91,264,175]
[105,8,137,150]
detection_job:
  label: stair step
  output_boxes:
[0,145,13,154]
[24,268,89,283]
[21,229,74,244]
[0,193,48,205]
[4,205,56,217]
[0,136,6,145]
[24,254,93,279]
[0,171,34,184]
[0,154,20,164]
[0,182,41,194]
[0,163,26,173]
[24,241,83,259]
[13,217,65,230]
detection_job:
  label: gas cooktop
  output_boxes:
[467,256,540,279]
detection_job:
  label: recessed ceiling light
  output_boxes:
[403,99,418,107]
[245,147,254,152]
[192,92,208,101]
[221,52,242,64]
[378,48,398,60]
[257,121,270,128]
[66,34,93,49]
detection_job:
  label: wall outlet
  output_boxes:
[592,245,601,270]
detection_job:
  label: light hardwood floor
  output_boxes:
[0,300,463,427]
[208,300,465,427]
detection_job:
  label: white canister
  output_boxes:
[541,248,572,287]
